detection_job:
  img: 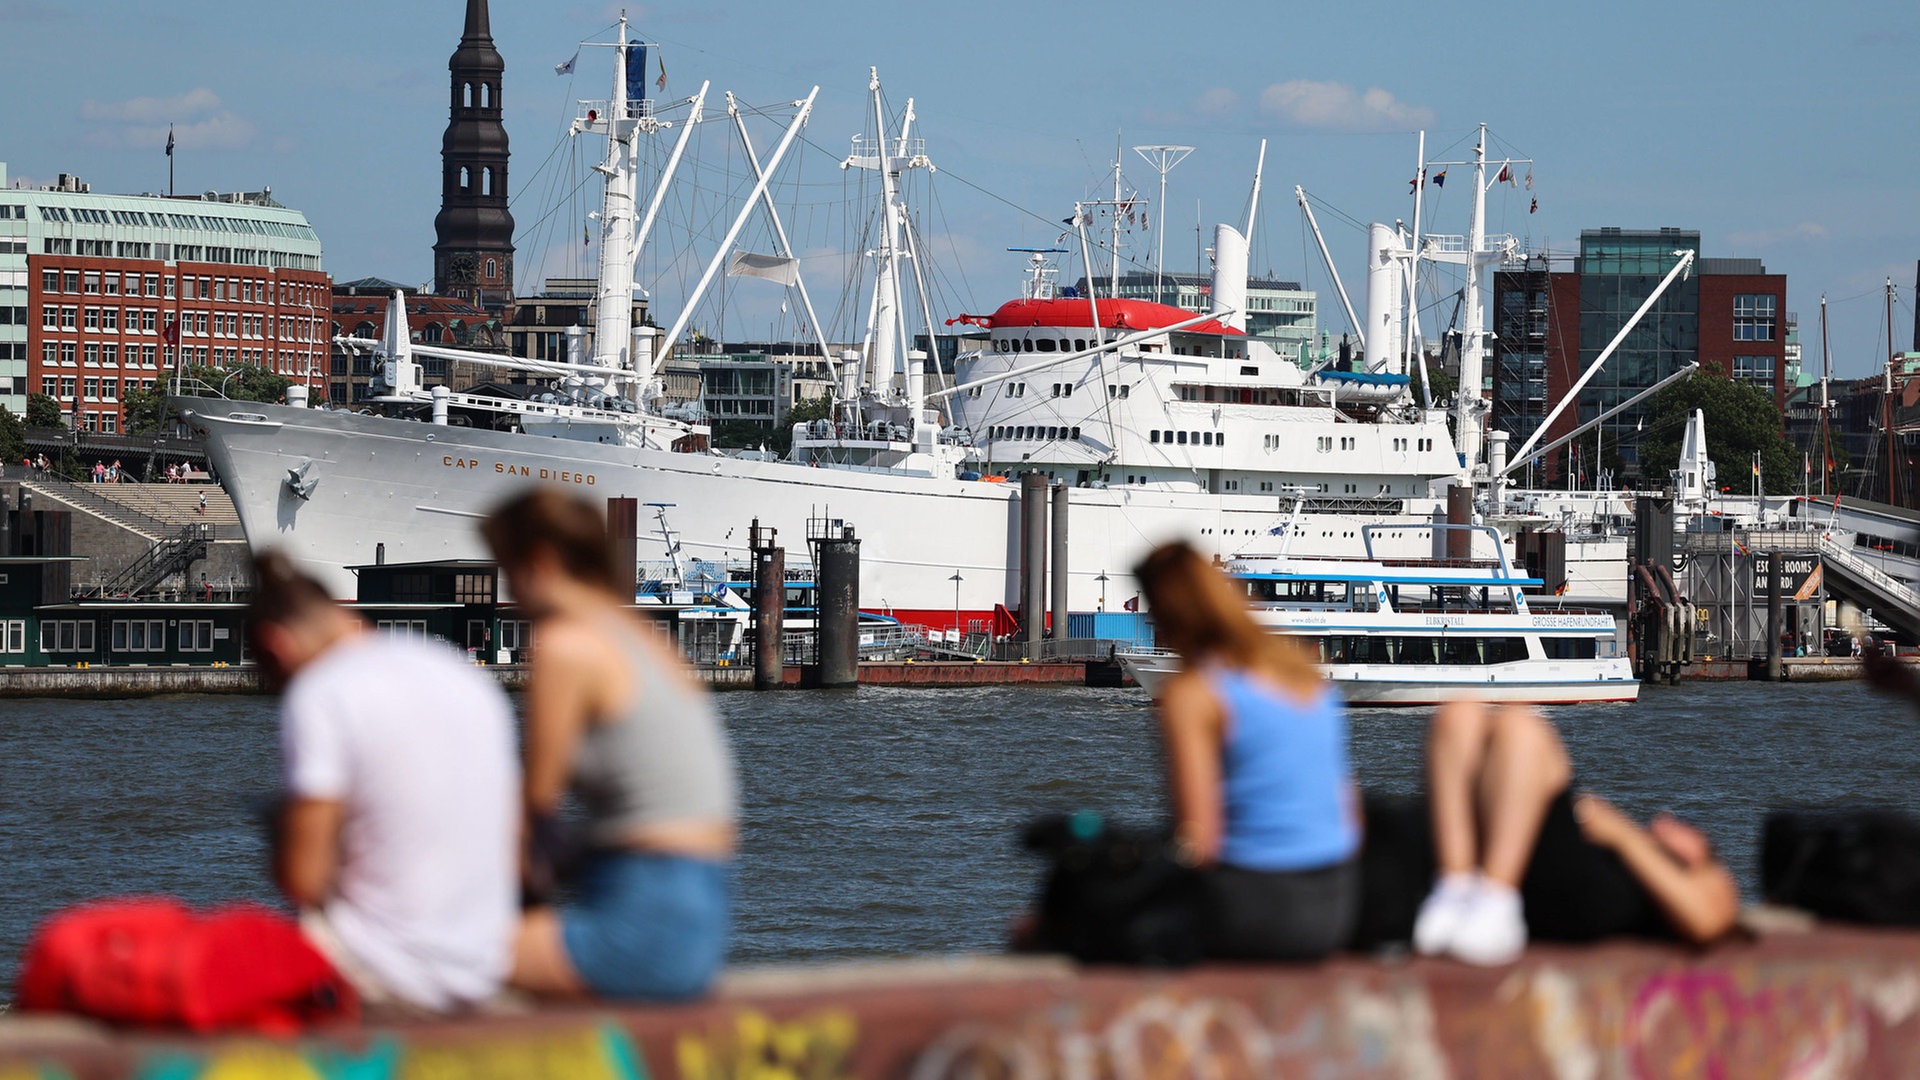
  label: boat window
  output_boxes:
[1071,427,1081,440]
[1216,432,1224,447]
[1202,432,1214,446]
[1075,339,1087,351]
[1039,339,1056,353]
[1150,430,1160,443]
[1541,637,1598,660]
[1024,339,1034,352]
[1176,431,1187,445]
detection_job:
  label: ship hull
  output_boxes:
[181,399,1483,616]
[181,399,1630,619]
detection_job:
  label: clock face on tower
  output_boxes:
[445,253,478,285]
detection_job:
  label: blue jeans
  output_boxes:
[560,851,729,1000]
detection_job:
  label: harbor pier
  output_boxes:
[5,924,1920,1077]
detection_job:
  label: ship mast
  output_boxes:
[588,15,638,384]
[843,68,935,430]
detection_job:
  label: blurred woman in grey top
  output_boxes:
[483,489,736,1000]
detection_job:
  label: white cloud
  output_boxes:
[1192,87,1241,117]
[1257,80,1435,132]
[78,88,256,151]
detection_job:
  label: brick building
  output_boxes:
[328,277,502,403]
[0,163,329,431]
[1492,227,1788,480]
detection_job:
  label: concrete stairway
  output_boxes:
[79,483,240,528]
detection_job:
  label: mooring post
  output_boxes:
[1050,482,1070,649]
[815,524,861,689]
[1021,472,1048,655]
[1766,550,1784,681]
[750,519,784,690]
[605,497,639,601]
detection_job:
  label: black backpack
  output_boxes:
[1762,809,1920,926]
[1021,812,1205,966]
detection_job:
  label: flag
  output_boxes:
[165,126,174,157]
[1524,168,1534,190]
[554,50,578,76]
[1123,595,1139,613]
[727,250,801,285]
[163,318,179,346]
[1497,164,1513,185]
[1432,169,1447,188]
[1753,457,1761,477]
[1529,196,1538,215]
[1805,452,1811,477]
[656,54,668,91]
[583,223,591,247]
[1409,170,1423,194]
[1733,538,1750,557]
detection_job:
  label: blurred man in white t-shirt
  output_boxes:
[248,551,519,1012]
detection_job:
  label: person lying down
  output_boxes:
[1352,701,1740,965]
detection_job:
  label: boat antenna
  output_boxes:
[1132,144,1194,304]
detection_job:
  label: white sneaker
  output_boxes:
[1448,880,1527,966]
[1411,873,1479,956]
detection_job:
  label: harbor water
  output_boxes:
[3,680,1919,999]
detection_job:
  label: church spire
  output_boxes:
[433,0,514,314]
[461,0,490,41]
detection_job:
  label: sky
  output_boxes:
[4,0,1918,378]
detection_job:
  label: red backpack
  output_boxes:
[16,897,358,1033]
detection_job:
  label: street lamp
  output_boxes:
[1096,571,1110,613]
[949,571,964,646]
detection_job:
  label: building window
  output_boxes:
[454,572,495,604]
[111,619,168,653]
[39,619,96,654]
[178,620,215,652]
[1733,294,1776,341]
[485,258,497,280]
[1732,355,1775,391]
[0,620,23,653]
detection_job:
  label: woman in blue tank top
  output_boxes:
[1135,542,1359,960]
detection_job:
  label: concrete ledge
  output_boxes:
[6,925,1920,1077]
[0,666,262,698]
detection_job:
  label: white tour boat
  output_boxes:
[1119,524,1638,705]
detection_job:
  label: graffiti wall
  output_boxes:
[6,929,1920,1079]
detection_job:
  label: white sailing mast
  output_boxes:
[1422,124,1523,480]
[842,68,936,436]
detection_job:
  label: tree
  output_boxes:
[709,395,838,457]
[25,393,63,428]
[0,405,24,466]
[184,363,291,404]
[1638,372,1798,495]
[121,386,168,435]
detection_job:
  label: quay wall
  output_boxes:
[5,927,1920,1078]
[0,660,1101,697]
[1678,655,1911,681]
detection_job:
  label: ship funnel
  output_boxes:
[1210,224,1248,332]
[1365,223,1405,374]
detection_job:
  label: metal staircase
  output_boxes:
[96,523,212,599]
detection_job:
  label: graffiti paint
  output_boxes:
[673,1009,857,1080]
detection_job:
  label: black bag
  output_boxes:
[1021,812,1204,966]
[1762,809,1920,926]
